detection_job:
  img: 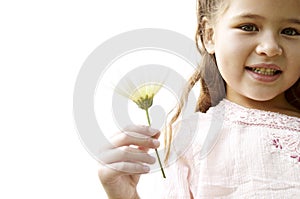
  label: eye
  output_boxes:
[239,24,258,32]
[281,28,300,36]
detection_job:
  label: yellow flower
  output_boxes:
[115,80,166,178]
[130,83,162,110]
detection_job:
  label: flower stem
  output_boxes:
[145,108,166,178]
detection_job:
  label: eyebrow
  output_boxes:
[232,13,265,20]
[286,18,300,25]
[232,13,300,25]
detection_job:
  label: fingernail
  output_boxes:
[153,139,160,147]
[149,127,158,134]
[143,165,150,172]
[150,156,156,164]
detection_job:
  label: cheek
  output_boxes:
[215,54,240,86]
[213,44,250,89]
[292,56,300,78]
[286,50,300,78]
[214,33,249,64]
[214,42,246,74]
[212,31,255,83]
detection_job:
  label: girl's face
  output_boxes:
[208,0,300,110]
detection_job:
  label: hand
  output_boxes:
[98,125,160,199]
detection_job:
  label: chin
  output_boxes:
[246,94,279,102]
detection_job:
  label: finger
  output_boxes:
[152,131,161,139]
[99,162,149,183]
[137,146,150,152]
[110,162,150,174]
[98,162,148,183]
[123,125,160,137]
[99,146,156,165]
[138,131,161,151]
[111,131,160,149]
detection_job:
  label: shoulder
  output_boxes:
[169,104,224,160]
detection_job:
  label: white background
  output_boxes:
[0,0,196,198]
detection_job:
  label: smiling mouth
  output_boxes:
[245,66,282,76]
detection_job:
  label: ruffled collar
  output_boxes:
[212,99,300,132]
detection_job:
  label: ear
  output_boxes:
[201,17,215,54]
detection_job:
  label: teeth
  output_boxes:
[251,67,278,76]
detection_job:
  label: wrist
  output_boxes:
[132,191,140,199]
[107,192,140,199]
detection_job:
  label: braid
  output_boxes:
[164,65,201,163]
[164,0,227,163]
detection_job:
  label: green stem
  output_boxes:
[145,108,166,178]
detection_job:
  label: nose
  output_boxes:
[255,32,283,57]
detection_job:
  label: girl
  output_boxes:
[98,0,300,198]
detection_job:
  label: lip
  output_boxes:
[245,63,282,83]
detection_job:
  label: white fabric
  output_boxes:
[163,99,300,198]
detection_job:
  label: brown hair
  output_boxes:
[164,0,300,163]
[285,78,300,110]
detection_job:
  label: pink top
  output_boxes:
[163,99,300,198]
